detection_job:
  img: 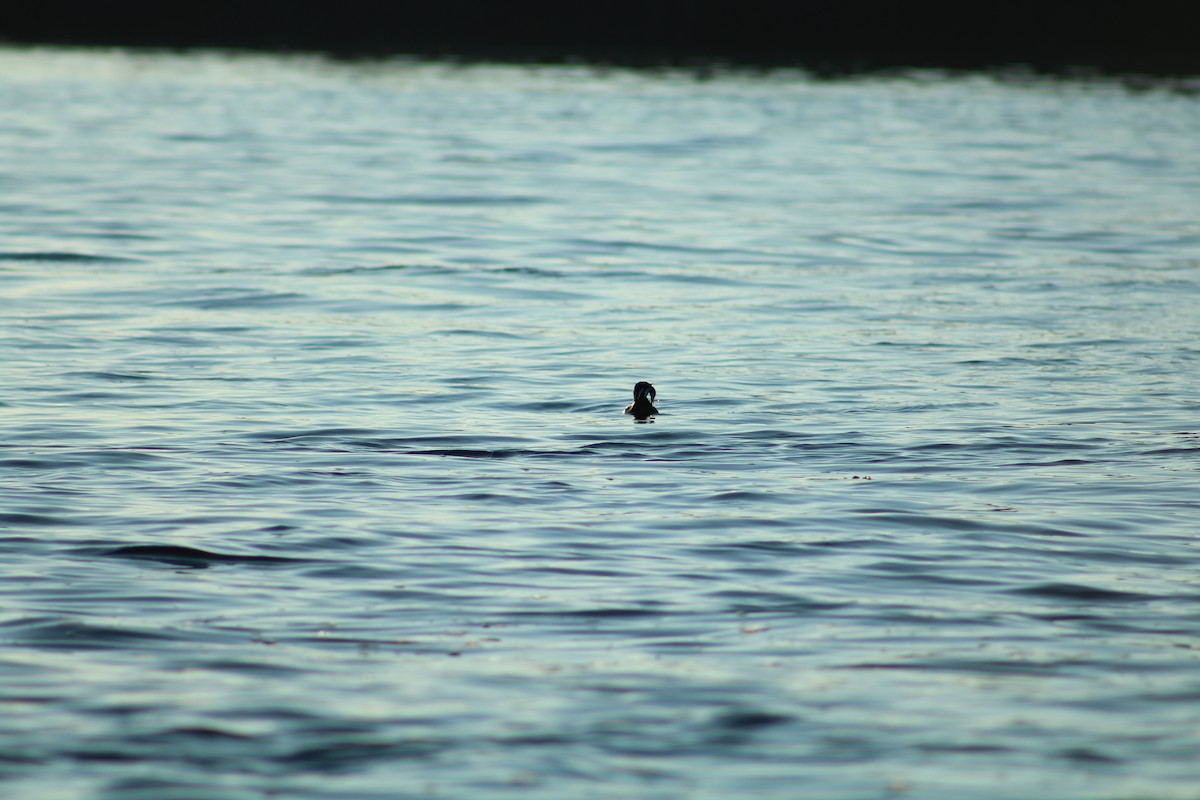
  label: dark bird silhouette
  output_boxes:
[624,381,658,419]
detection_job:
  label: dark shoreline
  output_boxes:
[3,1,1199,77]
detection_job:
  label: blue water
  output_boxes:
[3,48,1200,799]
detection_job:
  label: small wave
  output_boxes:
[435,328,529,340]
[407,448,529,459]
[277,738,447,771]
[715,592,847,614]
[0,251,138,263]
[61,370,154,381]
[0,457,78,470]
[1008,582,1161,603]
[707,710,793,731]
[845,658,1078,676]
[1,617,187,651]
[0,512,80,526]
[175,659,308,676]
[244,427,383,442]
[504,399,582,411]
[82,544,310,569]
[300,263,453,277]
[156,290,307,309]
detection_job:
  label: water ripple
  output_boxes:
[2,48,1199,800]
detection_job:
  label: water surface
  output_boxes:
[2,48,1200,799]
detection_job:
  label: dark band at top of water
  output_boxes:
[4,0,1200,76]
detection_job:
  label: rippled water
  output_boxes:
[3,48,1200,799]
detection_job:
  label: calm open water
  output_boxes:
[2,47,1200,799]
